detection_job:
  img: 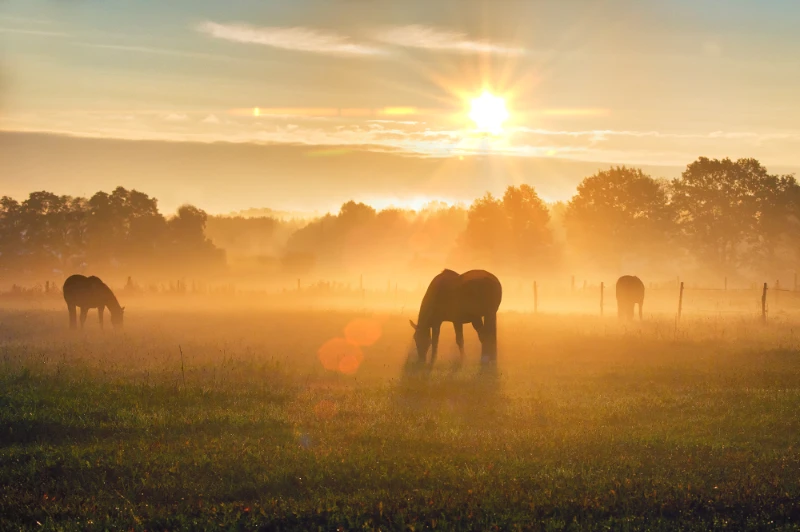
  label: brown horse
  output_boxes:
[63,274,125,329]
[410,269,502,366]
[616,275,644,320]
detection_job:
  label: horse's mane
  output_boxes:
[90,277,122,313]
[417,269,459,327]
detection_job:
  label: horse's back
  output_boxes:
[63,274,109,306]
[616,275,644,300]
[458,270,502,313]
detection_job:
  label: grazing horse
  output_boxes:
[616,275,645,320]
[63,274,125,330]
[410,269,502,366]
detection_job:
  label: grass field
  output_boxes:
[2,307,800,530]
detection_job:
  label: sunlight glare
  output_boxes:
[469,92,509,134]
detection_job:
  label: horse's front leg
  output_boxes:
[68,304,77,330]
[430,323,442,366]
[471,318,484,344]
[79,307,89,329]
[98,306,105,330]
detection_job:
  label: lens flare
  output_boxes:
[317,337,364,374]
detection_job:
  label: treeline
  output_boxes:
[1,156,798,284]
[0,187,224,278]
[278,157,800,282]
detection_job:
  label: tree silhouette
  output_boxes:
[456,185,552,272]
[0,188,224,279]
[671,157,795,274]
[564,166,675,272]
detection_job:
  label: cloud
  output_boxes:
[0,27,68,37]
[197,21,384,56]
[5,110,800,168]
[375,25,525,55]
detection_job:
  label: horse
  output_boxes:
[409,269,502,366]
[63,274,125,330]
[616,275,644,320]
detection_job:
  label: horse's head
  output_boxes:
[409,320,430,360]
[111,306,125,328]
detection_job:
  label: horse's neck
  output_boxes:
[102,289,121,312]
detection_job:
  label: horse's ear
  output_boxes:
[409,320,417,330]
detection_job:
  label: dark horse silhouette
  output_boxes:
[616,275,644,320]
[63,274,125,330]
[410,269,502,366]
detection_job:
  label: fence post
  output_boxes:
[795,272,798,292]
[571,275,575,292]
[533,281,538,313]
[600,282,604,316]
[583,280,587,292]
[762,282,768,323]
[678,281,684,320]
[776,279,780,307]
[724,276,727,291]
[297,278,300,291]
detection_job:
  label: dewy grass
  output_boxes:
[2,309,800,530]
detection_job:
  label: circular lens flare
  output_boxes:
[469,92,509,134]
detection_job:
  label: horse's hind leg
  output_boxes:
[471,318,484,342]
[454,322,465,364]
[68,304,77,330]
[482,313,498,363]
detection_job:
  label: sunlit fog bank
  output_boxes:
[2,158,798,315]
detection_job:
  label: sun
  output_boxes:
[469,91,509,134]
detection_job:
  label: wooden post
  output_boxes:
[600,282,604,316]
[762,282,768,323]
[533,281,538,313]
[571,275,575,292]
[795,272,798,292]
[678,282,684,320]
[724,276,727,291]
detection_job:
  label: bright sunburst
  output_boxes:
[469,91,509,134]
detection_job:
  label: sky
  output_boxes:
[1,0,800,214]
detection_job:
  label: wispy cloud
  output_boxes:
[5,110,800,167]
[197,21,384,56]
[0,27,67,37]
[375,25,525,55]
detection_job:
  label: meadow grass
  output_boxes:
[2,308,800,530]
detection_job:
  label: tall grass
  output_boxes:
[2,309,800,530]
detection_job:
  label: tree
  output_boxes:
[564,166,675,272]
[671,157,792,274]
[502,184,552,265]
[456,185,553,273]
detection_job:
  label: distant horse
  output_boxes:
[616,275,644,320]
[63,274,125,330]
[410,269,502,366]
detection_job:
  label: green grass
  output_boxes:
[2,309,800,530]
